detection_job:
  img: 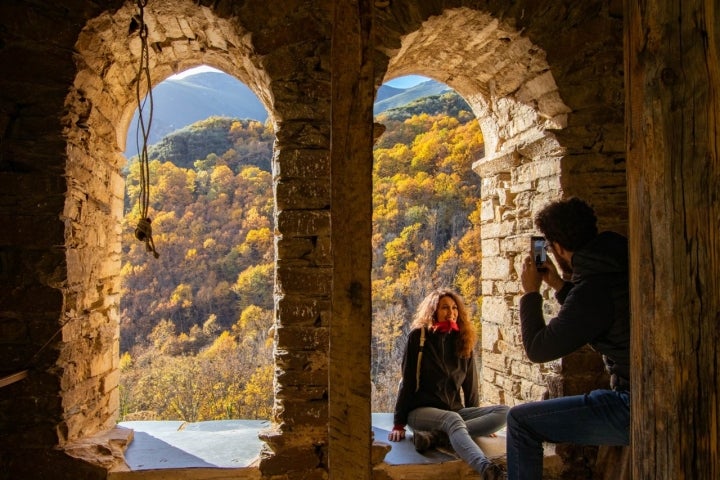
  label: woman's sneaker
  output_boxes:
[412,430,435,453]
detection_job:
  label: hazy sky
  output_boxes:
[168,65,222,80]
[383,75,429,88]
[170,66,429,89]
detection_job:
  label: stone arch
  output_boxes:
[380,6,572,407]
[384,9,569,161]
[61,0,275,443]
[59,1,339,474]
[372,2,626,475]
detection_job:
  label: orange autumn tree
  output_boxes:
[119,92,485,420]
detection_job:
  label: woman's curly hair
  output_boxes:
[535,197,598,251]
[411,288,477,358]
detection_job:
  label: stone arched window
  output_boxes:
[380,7,573,407]
[64,0,274,444]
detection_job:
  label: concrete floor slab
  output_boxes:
[119,420,268,470]
[118,413,505,472]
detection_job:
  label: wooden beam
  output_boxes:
[329,0,375,478]
[625,0,720,478]
[0,370,29,388]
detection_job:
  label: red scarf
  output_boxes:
[432,320,459,333]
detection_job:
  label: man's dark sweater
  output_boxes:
[519,231,631,388]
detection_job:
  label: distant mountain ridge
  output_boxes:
[125,72,268,157]
[374,80,451,114]
[125,73,450,158]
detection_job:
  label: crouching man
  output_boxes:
[506,197,631,480]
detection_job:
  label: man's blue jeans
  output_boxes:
[506,389,630,480]
[408,405,508,472]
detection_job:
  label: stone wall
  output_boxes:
[376,2,626,476]
[376,1,625,410]
[0,1,627,479]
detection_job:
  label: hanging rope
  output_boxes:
[133,0,159,258]
[5,0,160,390]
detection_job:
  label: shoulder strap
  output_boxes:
[415,327,425,392]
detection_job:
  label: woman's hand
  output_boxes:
[388,428,405,442]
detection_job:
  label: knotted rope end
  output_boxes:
[135,217,160,258]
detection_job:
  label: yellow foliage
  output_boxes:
[170,283,193,307]
[241,365,274,419]
[202,331,237,358]
[119,351,133,371]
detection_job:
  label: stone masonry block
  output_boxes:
[504,106,537,139]
[481,351,509,373]
[277,237,316,262]
[101,369,120,394]
[276,295,331,327]
[481,295,510,323]
[277,210,331,236]
[480,220,516,238]
[275,385,328,402]
[259,445,322,476]
[537,90,573,120]
[204,27,228,50]
[496,187,516,206]
[537,174,563,195]
[481,197,498,222]
[516,136,564,161]
[473,150,520,177]
[482,386,504,405]
[275,399,327,426]
[481,323,501,352]
[275,326,329,352]
[515,158,561,184]
[516,71,560,104]
[481,256,511,280]
[275,365,329,388]
[481,238,500,257]
[276,266,331,295]
[275,179,330,210]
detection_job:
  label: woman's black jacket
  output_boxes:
[393,328,478,427]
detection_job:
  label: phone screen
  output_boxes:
[531,236,547,269]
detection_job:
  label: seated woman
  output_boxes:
[387,288,508,479]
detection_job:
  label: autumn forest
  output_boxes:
[119,91,485,422]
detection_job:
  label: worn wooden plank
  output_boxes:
[625,0,720,478]
[0,370,28,388]
[329,0,375,478]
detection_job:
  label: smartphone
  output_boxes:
[531,236,547,271]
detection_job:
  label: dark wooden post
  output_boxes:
[625,0,720,478]
[329,0,375,478]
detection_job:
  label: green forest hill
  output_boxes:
[120,91,484,421]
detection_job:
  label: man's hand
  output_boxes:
[521,255,564,293]
[521,255,543,293]
[542,257,565,291]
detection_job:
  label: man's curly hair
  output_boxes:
[535,197,598,252]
